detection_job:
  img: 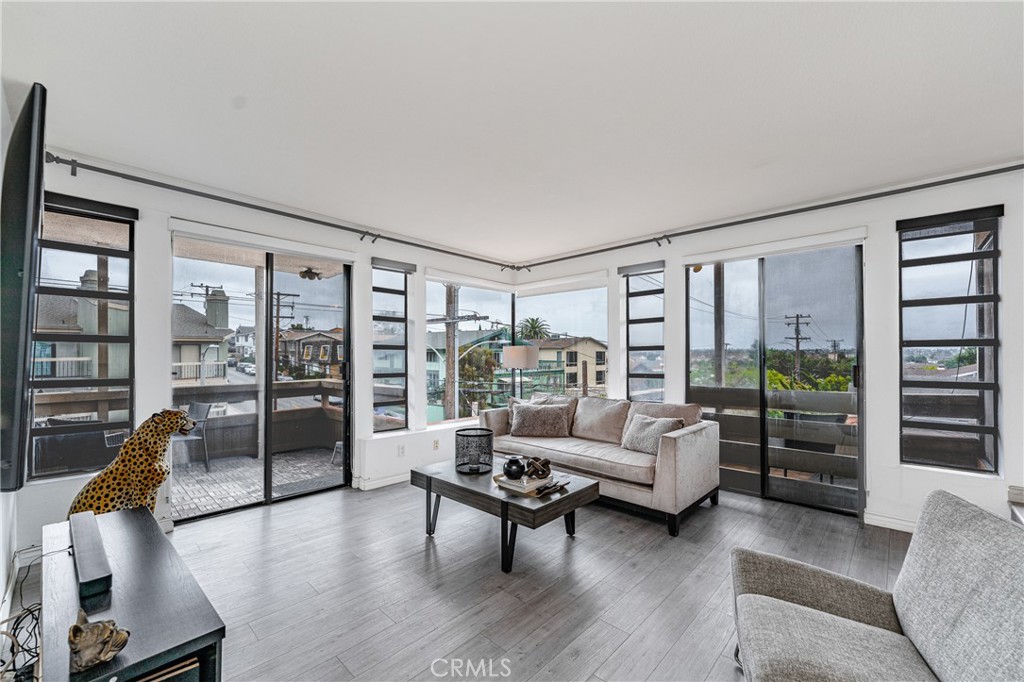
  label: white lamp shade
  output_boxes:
[503,345,539,369]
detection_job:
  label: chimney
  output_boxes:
[205,288,229,329]
[79,269,99,290]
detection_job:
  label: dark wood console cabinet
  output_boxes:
[42,507,225,682]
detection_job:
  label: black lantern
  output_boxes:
[455,427,493,474]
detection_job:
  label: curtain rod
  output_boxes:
[44,152,510,269]
[527,163,1024,268]
[46,152,1021,272]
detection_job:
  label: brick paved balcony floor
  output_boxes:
[170,447,344,521]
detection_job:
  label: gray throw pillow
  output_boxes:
[622,401,703,435]
[621,413,683,455]
[510,403,571,438]
[572,396,631,444]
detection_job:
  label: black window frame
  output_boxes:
[897,205,1002,473]
[372,265,409,432]
[28,193,137,480]
[595,350,606,366]
[566,350,578,367]
[624,268,666,402]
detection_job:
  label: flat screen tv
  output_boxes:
[1,83,46,491]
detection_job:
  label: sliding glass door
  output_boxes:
[269,254,348,499]
[687,245,863,515]
[170,238,350,521]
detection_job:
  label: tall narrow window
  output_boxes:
[898,206,1001,473]
[622,262,665,402]
[29,195,136,478]
[372,259,412,431]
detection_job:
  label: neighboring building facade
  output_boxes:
[278,329,346,378]
[533,336,608,394]
[171,288,234,381]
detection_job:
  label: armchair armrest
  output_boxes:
[732,548,902,633]
[479,408,509,436]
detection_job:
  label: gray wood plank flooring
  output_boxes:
[17,484,911,682]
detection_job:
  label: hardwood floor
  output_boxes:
[167,485,912,682]
[17,484,911,681]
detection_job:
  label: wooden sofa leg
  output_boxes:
[667,513,680,537]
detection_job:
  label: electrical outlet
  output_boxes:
[432,439,440,451]
[397,444,406,457]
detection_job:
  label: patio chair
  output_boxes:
[175,402,213,471]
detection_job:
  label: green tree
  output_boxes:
[458,346,498,417]
[944,348,977,369]
[517,317,551,340]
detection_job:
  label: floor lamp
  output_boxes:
[503,345,539,399]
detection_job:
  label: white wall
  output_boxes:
[10,143,1022,545]
[514,168,1024,532]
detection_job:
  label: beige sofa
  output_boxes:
[480,396,720,535]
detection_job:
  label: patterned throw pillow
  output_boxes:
[510,403,572,438]
[620,413,683,455]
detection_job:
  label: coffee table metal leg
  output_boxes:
[500,501,518,573]
[564,510,576,536]
[425,478,441,535]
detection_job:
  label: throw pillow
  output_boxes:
[571,396,631,444]
[622,401,702,436]
[529,394,578,431]
[510,403,571,438]
[621,414,683,456]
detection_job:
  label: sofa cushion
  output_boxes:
[510,403,571,438]
[571,397,631,444]
[623,401,702,437]
[736,594,937,682]
[893,490,1024,682]
[529,394,578,431]
[621,414,682,456]
[493,434,655,485]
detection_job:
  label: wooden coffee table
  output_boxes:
[410,458,600,573]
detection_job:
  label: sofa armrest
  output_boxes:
[732,547,902,634]
[652,420,720,515]
[479,408,509,437]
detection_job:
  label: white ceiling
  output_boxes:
[3,2,1022,264]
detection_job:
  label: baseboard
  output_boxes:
[863,510,917,534]
[354,472,410,491]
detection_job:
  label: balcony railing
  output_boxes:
[172,361,227,381]
[32,357,93,379]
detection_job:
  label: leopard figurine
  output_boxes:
[68,409,196,518]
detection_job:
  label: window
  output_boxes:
[302,345,312,361]
[622,263,665,402]
[319,344,330,361]
[515,287,608,398]
[426,282,512,423]
[372,261,412,431]
[596,370,606,384]
[596,351,606,365]
[29,196,136,478]
[898,205,1002,473]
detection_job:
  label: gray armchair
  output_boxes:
[732,490,1024,681]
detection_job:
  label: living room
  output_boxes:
[1,3,1022,681]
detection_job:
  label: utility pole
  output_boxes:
[271,292,297,382]
[828,339,844,362]
[444,285,459,421]
[784,314,812,378]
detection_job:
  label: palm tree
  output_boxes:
[517,317,551,340]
